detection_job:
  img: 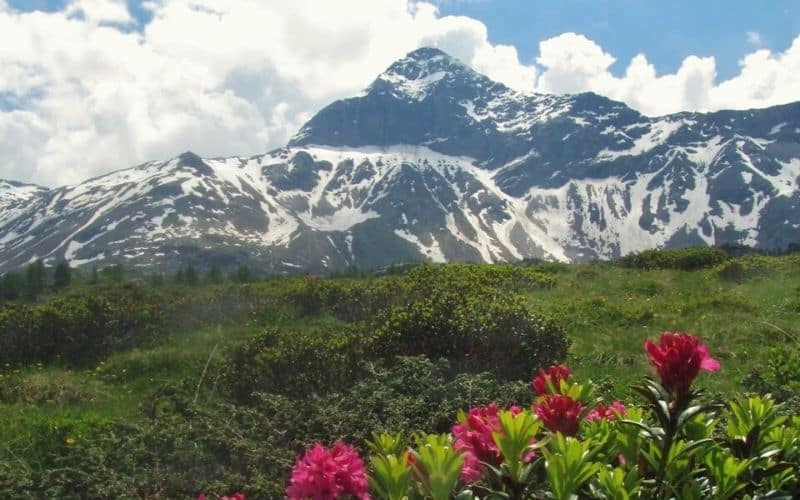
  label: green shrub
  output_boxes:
[374,289,568,380]
[300,356,532,443]
[327,279,402,323]
[618,247,730,270]
[0,287,166,367]
[742,346,800,414]
[716,255,774,282]
[222,326,372,401]
[402,263,556,295]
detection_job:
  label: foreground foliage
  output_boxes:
[0,253,798,497]
[289,333,800,499]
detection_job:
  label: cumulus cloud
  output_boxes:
[711,39,800,110]
[532,31,800,117]
[536,33,616,94]
[1,1,800,187]
[0,0,535,186]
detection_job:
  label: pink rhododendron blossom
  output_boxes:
[452,403,503,482]
[451,403,532,483]
[460,450,482,483]
[534,394,584,436]
[586,401,627,422]
[330,442,369,499]
[286,442,370,499]
[644,332,720,395]
[531,364,571,396]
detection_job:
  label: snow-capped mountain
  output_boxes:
[2,47,800,273]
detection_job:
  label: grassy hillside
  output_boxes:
[1,251,798,497]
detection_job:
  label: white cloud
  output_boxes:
[536,33,616,94]
[0,2,799,187]
[531,31,800,117]
[0,0,538,186]
[746,31,763,47]
[65,0,134,25]
[711,38,800,110]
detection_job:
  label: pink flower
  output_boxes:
[330,442,369,499]
[586,401,627,422]
[534,394,583,436]
[460,451,482,483]
[451,404,533,483]
[531,364,571,396]
[452,403,503,483]
[286,442,370,500]
[644,332,720,395]
[221,494,245,500]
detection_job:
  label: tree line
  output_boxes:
[0,260,257,302]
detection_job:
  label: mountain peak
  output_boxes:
[368,46,483,101]
[404,46,450,62]
[388,46,462,72]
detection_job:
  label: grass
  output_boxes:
[525,258,800,398]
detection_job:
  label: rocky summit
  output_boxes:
[2,47,800,273]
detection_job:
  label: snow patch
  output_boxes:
[379,70,446,100]
[597,119,684,161]
[298,207,378,232]
[394,229,446,263]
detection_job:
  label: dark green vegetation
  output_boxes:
[1,250,799,497]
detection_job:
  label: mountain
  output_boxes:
[2,47,800,273]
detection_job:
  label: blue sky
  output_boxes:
[436,0,800,79]
[2,0,800,186]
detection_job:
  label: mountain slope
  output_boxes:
[1,47,799,273]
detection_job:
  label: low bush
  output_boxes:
[222,326,373,401]
[742,346,800,414]
[716,255,775,282]
[618,246,730,270]
[0,288,166,367]
[374,291,568,380]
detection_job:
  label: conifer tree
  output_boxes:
[206,265,223,284]
[53,260,72,289]
[24,259,45,299]
[101,264,124,283]
[184,264,198,286]
[234,264,252,284]
[0,272,24,300]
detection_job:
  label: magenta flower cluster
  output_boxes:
[285,442,370,500]
[531,363,571,396]
[451,403,530,482]
[645,332,720,395]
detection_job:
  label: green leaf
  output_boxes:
[412,434,464,500]
[543,434,602,500]
[493,409,541,483]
